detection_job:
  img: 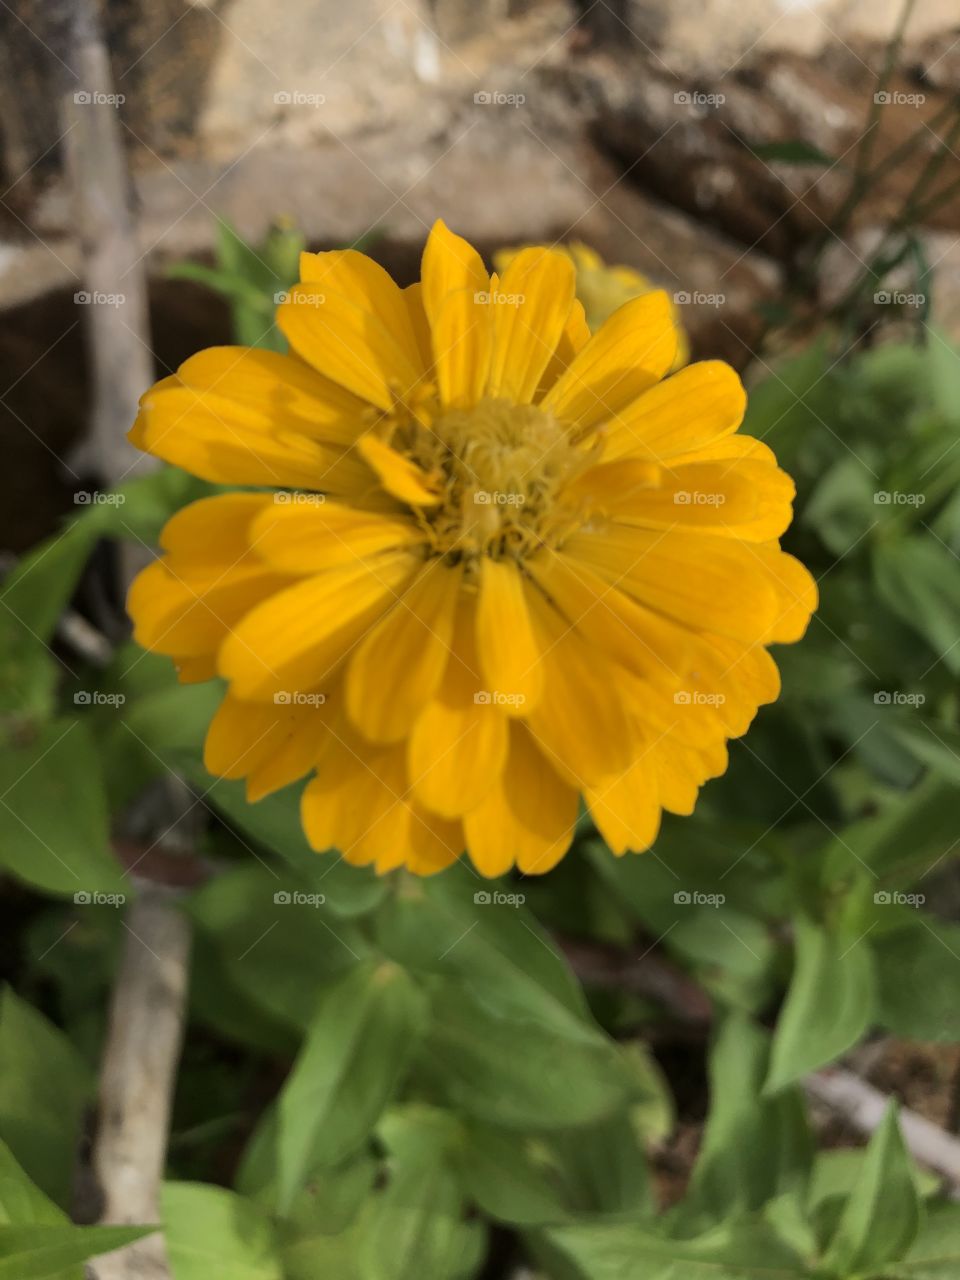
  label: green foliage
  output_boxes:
[4,219,960,1279]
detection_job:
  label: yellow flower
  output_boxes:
[128,221,815,878]
[495,240,690,364]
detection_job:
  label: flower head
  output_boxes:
[128,220,815,877]
[495,240,690,363]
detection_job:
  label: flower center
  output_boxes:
[394,397,596,562]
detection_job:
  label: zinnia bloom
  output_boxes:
[128,220,815,877]
[495,240,690,363]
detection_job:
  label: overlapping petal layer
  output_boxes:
[127,220,816,876]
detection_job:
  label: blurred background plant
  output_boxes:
[3,0,960,1277]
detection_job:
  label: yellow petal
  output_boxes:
[475,558,543,712]
[277,285,423,411]
[586,759,662,856]
[540,291,678,430]
[356,434,443,506]
[536,297,591,399]
[128,558,286,657]
[523,585,639,787]
[346,560,462,743]
[176,346,367,447]
[408,596,509,818]
[580,458,795,541]
[431,286,493,410]
[420,220,489,332]
[565,525,778,643]
[159,493,275,560]
[203,693,321,799]
[755,547,818,643]
[132,382,358,491]
[671,432,776,467]
[486,248,576,404]
[464,724,577,876]
[599,361,746,464]
[525,547,686,689]
[298,249,425,377]
[249,501,423,573]
[218,550,419,700]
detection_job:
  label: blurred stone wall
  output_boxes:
[1,0,959,547]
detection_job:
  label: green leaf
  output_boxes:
[538,1217,811,1280]
[0,1142,63,1232]
[421,975,632,1130]
[375,864,587,1017]
[357,1108,481,1280]
[0,521,99,724]
[874,537,960,674]
[874,920,960,1041]
[0,989,93,1207]
[186,865,368,1031]
[887,1202,960,1278]
[818,776,960,890]
[162,1183,281,1280]
[686,1013,812,1225]
[454,1123,572,1226]
[187,772,386,918]
[275,962,426,1212]
[821,1103,921,1276]
[0,1225,151,1279]
[765,917,876,1094]
[0,719,121,897]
